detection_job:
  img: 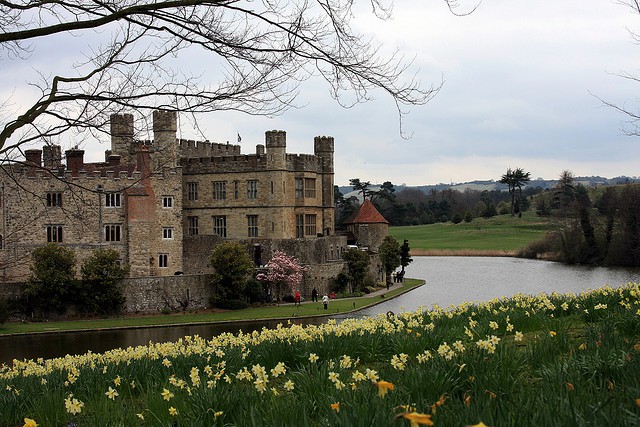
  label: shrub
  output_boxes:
[464,211,473,223]
[451,213,462,224]
[245,277,266,304]
[281,295,295,303]
[331,272,350,294]
[516,233,560,259]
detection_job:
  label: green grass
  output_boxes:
[0,280,423,336]
[389,211,549,252]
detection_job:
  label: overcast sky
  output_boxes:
[195,0,640,186]
[5,1,640,187]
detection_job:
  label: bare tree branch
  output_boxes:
[1,0,455,158]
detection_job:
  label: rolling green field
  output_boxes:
[388,212,550,253]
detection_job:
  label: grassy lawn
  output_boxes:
[0,279,423,336]
[389,211,549,253]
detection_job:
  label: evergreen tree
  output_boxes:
[25,244,78,316]
[400,239,413,273]
[379,236,401,287]
[80,249,129,315]
[210,242,254,307]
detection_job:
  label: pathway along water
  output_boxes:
[2,257,640,364]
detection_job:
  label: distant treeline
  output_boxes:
[335,181,544,226]
[336,173,640,267]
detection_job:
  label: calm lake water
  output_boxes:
[2,257,640,364]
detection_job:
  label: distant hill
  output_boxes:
[337,176,639,196]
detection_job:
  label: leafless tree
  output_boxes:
[0,0,470,162]
[598,1,640,135]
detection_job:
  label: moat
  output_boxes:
[2,256,639,364]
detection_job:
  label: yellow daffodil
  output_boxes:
[161,388,174,401]
[376,380,395,398]
[549,331,557,337]
[468,423,488,427]
[330,402,340,412]
[308,353,319,363]
[105,386,119,400]
[284,380,294,391]
[64,396,84,415]
[169,406,178,416]
[23,418,38,427]
[401,412,434,426]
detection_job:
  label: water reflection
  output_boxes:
[2,257,639,364]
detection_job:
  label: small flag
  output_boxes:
[237,133,242,143]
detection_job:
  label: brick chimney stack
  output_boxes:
[65,149,85,176]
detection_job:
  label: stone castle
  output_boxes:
[1,110,350,281]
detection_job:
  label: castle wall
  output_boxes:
[122,274,215,313]
[1,112,345,304]
[0,163,183,281]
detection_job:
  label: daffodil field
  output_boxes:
[3,283,640,426]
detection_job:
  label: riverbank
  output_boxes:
[0,279,424,336]
[410,249,515,256]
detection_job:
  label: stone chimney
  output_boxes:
[24,149,42,176]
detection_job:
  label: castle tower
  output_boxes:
[345,199,389,251]
[265,130,287,170]
[153,110,178,169]
[314,136,335,235]
[110,113,134,164]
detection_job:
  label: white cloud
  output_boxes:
[6,0,640,187]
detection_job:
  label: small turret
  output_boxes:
[265,130,286,170]
[110,113,134,163]
[153,110,178,168]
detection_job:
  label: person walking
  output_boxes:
[294,290,301,307]
[322,293,329,310]
[311,287,318,302]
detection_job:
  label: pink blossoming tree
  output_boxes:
[256,250,306,302]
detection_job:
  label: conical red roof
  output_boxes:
[347,199,389,224]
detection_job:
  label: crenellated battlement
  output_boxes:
[314,135,335,154]
[179,139,241,159]
[182,153,266,174]
[265,130,286,148]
